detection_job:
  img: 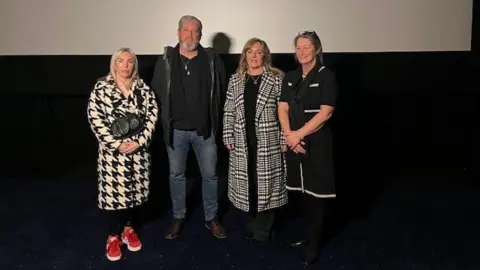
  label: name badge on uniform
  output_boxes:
[309,83,319,87]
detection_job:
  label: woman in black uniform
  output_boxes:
[278,31,338,264]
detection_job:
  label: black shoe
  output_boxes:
[303,245,319,265]
[290,240,308,247]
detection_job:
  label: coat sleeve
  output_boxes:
[87,82,123,151]
[132,86,159,148]
[222,76,235,145]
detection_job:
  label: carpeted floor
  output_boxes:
[1,170,478,270]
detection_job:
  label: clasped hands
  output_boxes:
[225,131,305,154]
[226,143,290,153]
[119,139,140,154]
[284,131,306,154]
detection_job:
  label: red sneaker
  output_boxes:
[121,228,142,252]
[106,235,123,261]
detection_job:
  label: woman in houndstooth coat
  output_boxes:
[223,38,288,242]
[87,47,158,261]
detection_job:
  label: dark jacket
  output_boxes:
[150,46,227,147]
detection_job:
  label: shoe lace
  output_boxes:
[124,229,139,243]
[210,219,219,228]
[108,237,122,253]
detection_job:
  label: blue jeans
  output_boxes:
[167,129,218,221]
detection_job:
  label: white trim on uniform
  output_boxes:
[286,185,336,198]
[287,161,336,198]
[286,65,335,199]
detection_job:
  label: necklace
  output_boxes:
[180,56,191,75]
[248,74,262,85]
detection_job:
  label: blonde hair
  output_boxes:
[236,38,283,77]
[109,47,139,81]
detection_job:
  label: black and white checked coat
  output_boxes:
[87,75,158,211]
[223,71,288,212]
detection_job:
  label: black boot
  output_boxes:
[290,239,309,247]
[303,243,319,265]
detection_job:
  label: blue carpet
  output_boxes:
[1,173,478,270]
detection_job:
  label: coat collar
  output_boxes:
[104,74,143,89]
[97,74,146,109]
[254,71,276,122]
[102,74,144,95]
[233,70,277,124]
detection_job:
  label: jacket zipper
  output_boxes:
[164,47,172,123]
[209,59,214,126]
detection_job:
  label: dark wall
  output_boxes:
[2,2,478,184]
[0,50,475,184]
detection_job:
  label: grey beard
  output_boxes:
[180,41,198,51]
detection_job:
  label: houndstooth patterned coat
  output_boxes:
[87,75,158,211]
[223,71,288,212]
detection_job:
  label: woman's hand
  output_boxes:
[119,140,140,154]
[225,144,235,151]
[123,141,140,153]
[285,131,302,149]
[293,142,306,154]
[119,141,130,153]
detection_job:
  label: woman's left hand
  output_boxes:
[121,141,140,154]
[293,142,306,154]
[285,131,301,149]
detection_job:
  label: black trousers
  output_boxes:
[300,194,327,250]
[105,208,137,236]
[247,141,275,240]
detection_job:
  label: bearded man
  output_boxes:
[150,15,227,240]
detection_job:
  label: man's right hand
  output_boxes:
[225,144,235,151]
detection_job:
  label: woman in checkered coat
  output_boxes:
[223,38,287,242]
[87,47,158,261]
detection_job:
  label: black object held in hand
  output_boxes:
[111,113,143,139]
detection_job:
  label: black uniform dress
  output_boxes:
[279,58,338,256]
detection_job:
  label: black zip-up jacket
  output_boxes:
[150,46,227,147]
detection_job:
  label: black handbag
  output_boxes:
[111,112,144,139]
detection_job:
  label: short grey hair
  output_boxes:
[178,15,203,33]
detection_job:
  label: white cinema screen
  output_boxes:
[0,0,473,55]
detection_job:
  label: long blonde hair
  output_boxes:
[109,47,139,82]
[236,38,283,77]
